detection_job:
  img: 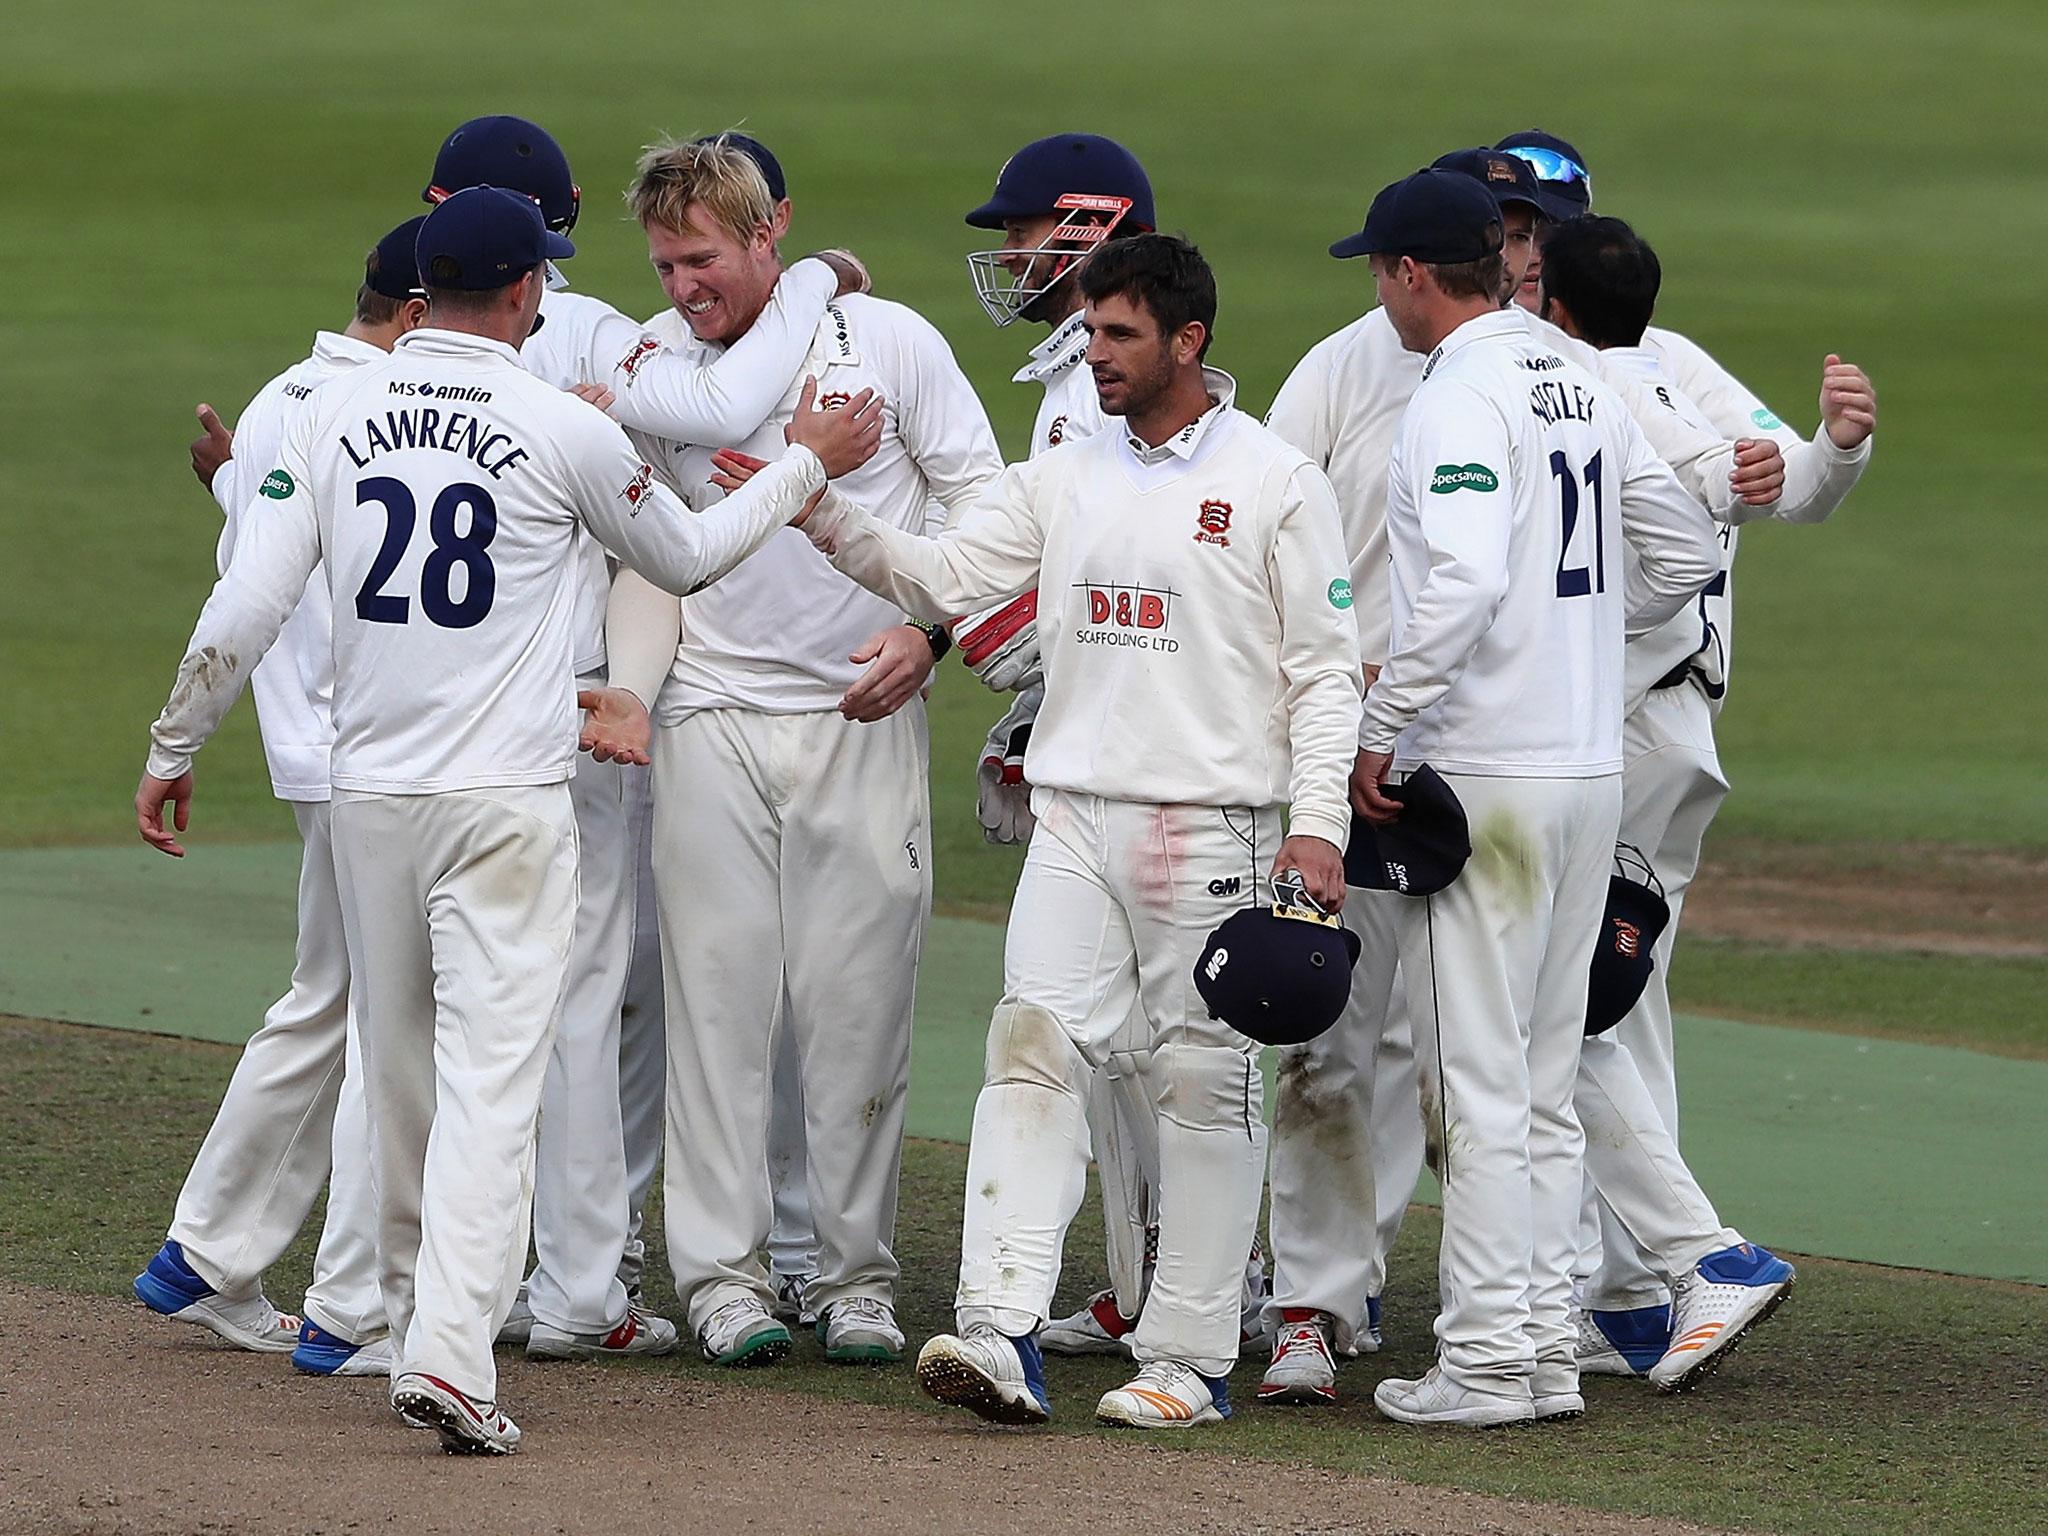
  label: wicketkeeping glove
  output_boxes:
[976,687,1041,846]
[956,590,1042,693]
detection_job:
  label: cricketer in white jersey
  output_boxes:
[1346,169,1716,1429]
[803,235,1361,1429]
[138,254,426,1374]
[136,185,878,1453]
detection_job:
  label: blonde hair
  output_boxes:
[625,134,774,245]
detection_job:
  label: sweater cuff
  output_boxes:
[1287,808,1351,854]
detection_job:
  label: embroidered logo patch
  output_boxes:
[1429,463,1499,494]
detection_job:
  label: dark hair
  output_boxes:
[355,284,403,326]
[1539,216,1660,348]
[422,283,511,323]
[1078,233,1217,358]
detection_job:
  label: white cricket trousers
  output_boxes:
[1583,682,1731,1308]
[1366,972,1426,1296]
[653,704,930,1334]
[526,744,637,1335]
[331,784,578,1402]
[956,790,1273,1380]
[1399,772,1620,1395]
[1265,887,1398,1353]
[617,760,667,1298]
[168,801,380,1338]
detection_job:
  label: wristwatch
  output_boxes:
[906,618,952,662]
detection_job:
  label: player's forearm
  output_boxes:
[806,485,1040,621]
[610,261,834,444]
[1271,470,1365,845]
[603,564,682,711]
[1358,514,1510,751]
[1621,466,1721,635]
[145,575,299,779]
[1760,425,1870,526]
[600,447,823,597]
[1284,669,1363,850]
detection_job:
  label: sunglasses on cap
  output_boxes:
[1501,145,1592,195]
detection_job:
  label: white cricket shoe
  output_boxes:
[772,1271,820,1327]
[1575,1302,1671,1377]
[1373,1367,1535,1428]
[527,1303,679,1362]
[1533,1359,1585,1422]
[1040,1290,1136,1356]
[495,1287,535,1347]
[819,1297,905,1363]
[390,1372,521,1456]
[1258,1310,1338,1405]
[132,1241,300,1353]
[1650,1242,1795,1394]
[1096,1360,1232,1428]
[916,1327,1051,1425]
[699,1296,792,1367]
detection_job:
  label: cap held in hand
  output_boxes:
[1343,764,1471,896]
[1584,845,1672,1037]
[1194,874,1362,1047]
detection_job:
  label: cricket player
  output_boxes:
[419,116,860,1363]
[1344,169,1720,1427]
[955,130,1229,1360]
[601,135,1003,1368]
[132,220,433,1380]
[1495,133,1879,1370]
[1538,214,1872,1386]
[790,233,1362,1427]
[134,186,882,1454]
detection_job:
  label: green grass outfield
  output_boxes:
[4,0,2046,889]
[6,1016,2045,1536]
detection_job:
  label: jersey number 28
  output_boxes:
[354,477,498,629]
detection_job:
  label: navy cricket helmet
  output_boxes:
[1194,875,1362,1047]
[965,133,1155,326]
[426,115,581,234]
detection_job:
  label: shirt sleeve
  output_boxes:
[1359,383,1516,754]
[1615,412,1722,635]
[802,460,1047,619]
[1592,349,1743,523]
[891,308,1005,527]
[593,259,836,446]
[1750,425,1870,526]
[147,415,324,780]
[563,403,824,597]
[1265,462,1364,850]
[603,563,683,711]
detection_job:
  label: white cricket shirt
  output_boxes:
[209,330,385,800]
[1015,309,1109,457]
[802,375,1363,850]
[634,293,1003,720]
[1361,309,1720,777]
[147,327,825,795]
[518,262,836,673]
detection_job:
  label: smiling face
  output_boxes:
[646,209,781,345]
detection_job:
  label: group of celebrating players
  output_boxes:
[128,113,1876,1455]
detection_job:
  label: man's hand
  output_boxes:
[137,771,194,857]
[190,404,232,490]
[567,381,618,414]
[977,690,1039,844]
[956,593,1041,693]
[710,448,828,529]
[785,376,885,478]
[577,687,652,765]
[807,248,872,297]
[1351,748,1399,825]
[840,626,936,722]
[1819,354,1877,450]
[1729,438,1785,506]
[1272,834,1346,911]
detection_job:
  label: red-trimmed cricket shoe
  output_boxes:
[390,1372,520,1455]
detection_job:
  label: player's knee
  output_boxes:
[1153,1041,1263,1135]
[984,1002,1083,1094]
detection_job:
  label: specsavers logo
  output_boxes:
[1328,578,1353,610]
[1073,580,1179,652]
[1429,463,1499,494]
[259,469,295,499]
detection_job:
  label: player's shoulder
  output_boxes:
[832,292,953,358]
[1227,407,1324,490]
[1641,323,1717,373]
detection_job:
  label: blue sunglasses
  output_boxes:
[1502,146,1592,197]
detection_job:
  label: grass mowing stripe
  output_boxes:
[5,1015,2043,1536]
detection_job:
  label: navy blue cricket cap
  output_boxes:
[967,133,1156,232]
[426,115,581,233]
[1430,146,1546,218]
[1343,765,1472,895]
[706,132,786,203]
[1331,168,1503,263]
[364,216,428,301]
[1494,129,1593,222]
[416,186,574,292]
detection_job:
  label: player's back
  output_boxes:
[1386,310,1641,777]
[289,327,602,794]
